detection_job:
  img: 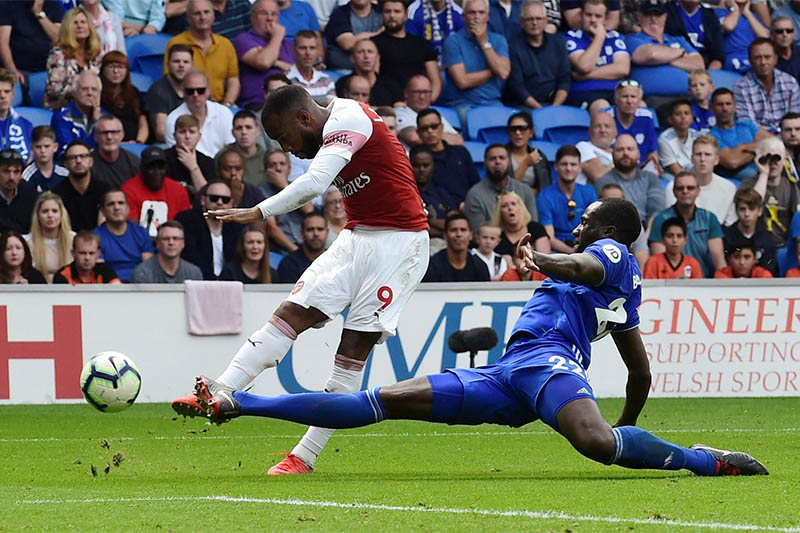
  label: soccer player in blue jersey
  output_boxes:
[190,198,768,476]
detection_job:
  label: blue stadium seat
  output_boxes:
[130,72,155,94]
[529,140,560,162]
[15,106,53,127]
[269,251,285,269]
[710,69,742,91]
[464,140,488,178]
[778,245,798,276]
[322,69,344,82]
[466,105,517,143]
[631,66,690,96]
[126,33,172,79]
[28,71,47,107]
[12,84,22,107]
[121,143,150,158]
[430,105,462,132]
[532,105,590,145]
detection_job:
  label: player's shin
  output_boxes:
[609,426,718,476]
[215,316,297,389]
[291,354,366,468]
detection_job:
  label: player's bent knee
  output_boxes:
[570,424,616,463]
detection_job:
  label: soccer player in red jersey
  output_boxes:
[172,86,430,475]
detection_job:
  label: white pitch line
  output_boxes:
[14,495,800,533]
[2,427,800,444]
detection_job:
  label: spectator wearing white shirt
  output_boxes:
[576,110,616,184]
[658,98,701,176]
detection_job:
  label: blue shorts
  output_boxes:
[439,337,597,430]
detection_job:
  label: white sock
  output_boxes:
[216,316,297,389]
[291,354,366,468]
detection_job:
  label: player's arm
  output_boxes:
[516,233,605,286]
[610,327,651,427]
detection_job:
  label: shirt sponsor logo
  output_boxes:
[323,133,353,147]
[334,172,372,198]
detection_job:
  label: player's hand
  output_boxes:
[205,206,263,223]
[515,233,539,273]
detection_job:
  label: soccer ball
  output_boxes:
[80,352,142,412]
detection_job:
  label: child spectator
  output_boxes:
[22,126,69,193]
[688,69,716,132]
[714,239,774,278]
[786,239,800,277]
[658,98,700,176]
[722,187,778,275]
[643,217,703,279]
[0,68,33,162]
[470,222,510,281]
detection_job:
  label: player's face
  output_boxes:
[73,239,99,273]
[735,202,762,227]
[730,248,757,278]
[445,219,472,252]
[302,215,329,252]
[0,82,13,114]
[673,176,699,207]
[662,226,686,256]
[3,236,25,268]
[233,118,259,148]
[157,227,185,258]
[691,142,718,175]
[411,152,434,187]
[32,137,58,165]
[615,86,641,115]
[573,201,605,252]
[781,118,800,147]
[582,2,606,32]
[38,200,61,232]
[264,109,323,159]
[688,77,712,102]
[242,230,266,262]
[669,104,693,131]
[102,191,129,223]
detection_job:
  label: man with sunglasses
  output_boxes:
[537,144,598,253]
[604,79,658,166]
[176,180,243,280]
[648,170,726,277]
[165,70,235,158]
[772,0,800,46]
[773,17,800,82]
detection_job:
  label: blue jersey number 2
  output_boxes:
[593,297,627,341]
[548,355,587,379]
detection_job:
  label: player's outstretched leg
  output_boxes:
[555,398,768,476]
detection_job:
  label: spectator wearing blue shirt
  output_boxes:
[604,80,657,165]
[773,16,800,82]
[564,0,630,109]
[22,126,69,193]
[708,87,771,181]
[715,0,769,73]
[51,71,105,155]
[537,144,598,253]
[406,0,464,64]
[626,0,704,73]
[324,0,384,71]
[665,0,725,69]
[278,0,320,39]
[649,171,727,276]
[488,0,522,40]
[507,0,570,109]
[93,189,155,282]
[0,69,33,164]
[440,0,510,127]
[688,69,716,132]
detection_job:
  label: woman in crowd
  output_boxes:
[491,190,551,257]
[99,51,148,143]
[506,112,550,193]
[0,231,46,284]
[24,192,75,283]
[44,7,103,109]
[220,225,275,284]
[80,0,125,56]
[322,186,346,247]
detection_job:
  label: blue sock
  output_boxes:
[234,387,386,429]
[610,426,718,476]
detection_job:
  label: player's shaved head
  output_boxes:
[262,85,315,122]
[261,85,325,159]
[592,198,641,247]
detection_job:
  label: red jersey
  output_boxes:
[643,253,703,279]
[714,265,774,278]
[786,267,800,278]
[122,174,191,223]
[319,99,428,231]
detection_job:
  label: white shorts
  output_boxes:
[286,227,430,343]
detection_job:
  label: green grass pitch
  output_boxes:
[3,398,799,532]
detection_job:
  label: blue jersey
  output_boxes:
[563,29,629,93]
[505,238,642,369]
[604,105,658,164]
[691,101,716,132]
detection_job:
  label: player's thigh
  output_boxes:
[344,230,429,340]
[447,367,536,427]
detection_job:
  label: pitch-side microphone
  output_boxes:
[447,327,499,367]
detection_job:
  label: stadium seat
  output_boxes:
[777,245,798,276]
[126,33,172,80]
[130,72,155,94]
[466,105,518,143]
[27,71,47,107]
[464,140,488,178]
[322,69,344,82]
[430,105,462,132]
[121,143,150,158]
[710,69,742,91]
[15,106,53,127]
[529,140,560,162]
[532,105,590,145]
[12,84,22,107]
[269,251,285,269]
[631,66,690,96]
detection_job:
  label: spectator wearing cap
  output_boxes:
[603,79,658,166]
[164,69,235,158]
[121,146,191,236]
[626,0,705,73]
[0,149,36,234]
[53,140,111,231]
[714,238,773,278]
[664,0,725,69]
[734,37,800,133]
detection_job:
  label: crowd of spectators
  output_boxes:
[1,0,800,286]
